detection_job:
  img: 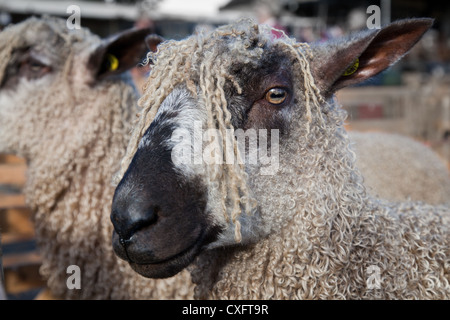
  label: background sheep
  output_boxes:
[111,18,450,299]
[349,131,450,204]
[0,17,193,299]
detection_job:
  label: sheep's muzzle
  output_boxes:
[110,125,220,278]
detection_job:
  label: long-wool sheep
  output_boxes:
[111,18,450,299]
[349,131,450,204]
[0,17,193,299]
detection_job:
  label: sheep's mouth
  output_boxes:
[112,224,221,279]
[128,235,203,279]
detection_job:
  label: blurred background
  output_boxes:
[0,0,449,299]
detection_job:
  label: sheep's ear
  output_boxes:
[145,34,164,52]
[88,27,152,80]
[310,18,433,95]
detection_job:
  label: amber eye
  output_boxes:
[265,88,288,105]
[22,56,52,79]
[22,56,47,73]
[29,60,44,72]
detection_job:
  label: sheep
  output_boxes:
[349,131,450,204]
[0,16,193,299]
[111,18,450,299]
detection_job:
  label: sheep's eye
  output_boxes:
[265,88,287,105]
[29,59,44,72]
[21,56,47,72]
[21,55,52,79]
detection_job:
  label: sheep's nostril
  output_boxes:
[150,206,160,222]
[113,205,160,242]
[129,205,159,238]
[143,206,159,228]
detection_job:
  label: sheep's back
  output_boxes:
[349,131,450,204]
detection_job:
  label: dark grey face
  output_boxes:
[111,143,221,278]
[111,90,222,278]
[111,43,296,279]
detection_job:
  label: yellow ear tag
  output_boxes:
[106,53,119,71]
[342,58,359,76]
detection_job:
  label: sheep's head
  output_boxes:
[111,18,433,278]
[0,17,151,159]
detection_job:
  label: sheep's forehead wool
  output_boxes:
[118,19,324,243]
[0,16,98,85]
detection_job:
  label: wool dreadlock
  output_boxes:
[117,19,325,242]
